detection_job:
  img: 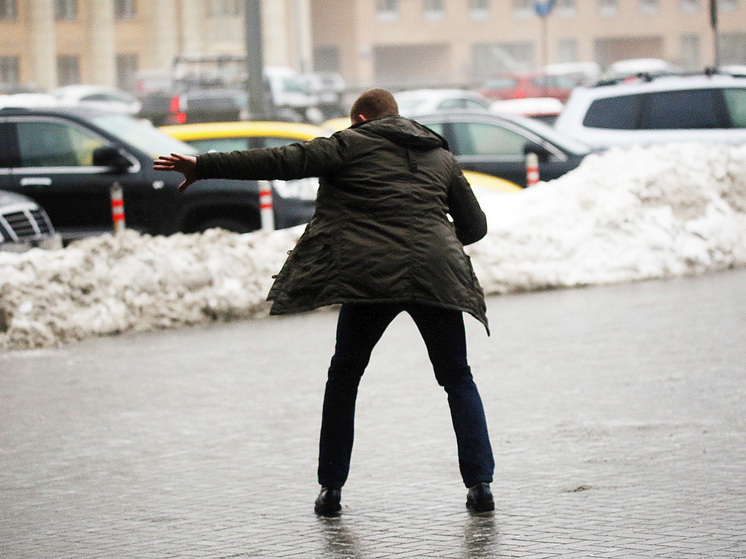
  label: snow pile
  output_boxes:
[1,142,745,351]
[470,142,746,292]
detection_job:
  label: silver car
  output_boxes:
[0,190,61,252]
[554,72,746,149]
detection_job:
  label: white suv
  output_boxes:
[554,72,746,149]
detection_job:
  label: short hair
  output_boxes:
[350,88,399,122]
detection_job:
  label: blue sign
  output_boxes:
[534,0,556,17]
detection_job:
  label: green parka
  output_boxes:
[195,115,489,332]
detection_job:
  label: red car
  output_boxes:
[478,72,575,102]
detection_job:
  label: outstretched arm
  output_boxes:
[153,153,198,192]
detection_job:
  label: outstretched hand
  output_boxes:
[153,153,198,192]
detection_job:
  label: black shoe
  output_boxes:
[466,483,494,513]
[314,487,342,516]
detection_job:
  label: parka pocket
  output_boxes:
[285,235,337,296]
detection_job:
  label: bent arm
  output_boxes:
[447,165,487,246]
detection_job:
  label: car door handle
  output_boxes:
[20,177,52,187]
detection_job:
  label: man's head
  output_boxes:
[350,88,399,124]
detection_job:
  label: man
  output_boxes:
[154,88,495,515]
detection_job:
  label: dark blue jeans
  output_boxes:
[318,302,494,489]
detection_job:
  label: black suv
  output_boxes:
[0,106,315,243]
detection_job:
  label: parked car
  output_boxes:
[489,97,564,125]
[162,88,250,125]
[554,72,746,149]
[394,89,492,117]
[478,72,576,102]
[0,189,61,252]
[412,111,593,188]
[139,56,319,126]
[160,120,329,151]
[50,85,142,116]
[0,106,316,242]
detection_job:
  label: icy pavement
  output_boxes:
[2,142,745,350]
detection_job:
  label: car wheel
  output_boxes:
[195,217,255,234]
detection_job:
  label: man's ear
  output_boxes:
[357,114,368,122]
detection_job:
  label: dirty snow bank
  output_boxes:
[1,142,745,350]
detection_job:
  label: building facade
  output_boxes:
[0,0,311,92]
[311,0,746,89]
[0,0,744,94]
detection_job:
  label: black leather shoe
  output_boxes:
[314,487,342,516]
[466,482,494,513]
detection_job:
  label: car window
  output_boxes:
[91,114,197,158]
[463,99,488,110]
[423,122,445,136]
[451,122,526,156]
[642,89,723,129]
[583,94,643,129]
[723,88,746,128]
[438,98,465,110]
[0,122,14,167]
[17,120,106,167]
[484,77,518,89]
[187,138,249,152]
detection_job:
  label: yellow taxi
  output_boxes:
[159,120,330,152]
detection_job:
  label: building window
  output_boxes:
[0,56,19,87]
[0,0,17,20]
[721,32,746,65]
[209,0,241,17]
[598,0,618,16]
[557,39,578,63]
[55,0,78,20]
[116,53,138,91]
[472,41,534,80]
[57,55,80,85]
[680,34,700,70]
[423,0,445,21]
[512,0,533,18]
[679,0,699,13]
[377,0,400,22]
[556,0,576,16]
[639,0,659,14]
[469,0,489,20]
[114,0,136,19]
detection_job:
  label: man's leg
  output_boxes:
[407,305,495,490]
[318,303,400,490]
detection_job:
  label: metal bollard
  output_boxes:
[110,182,126,233]
[258,180,275,231]
[526,152,540,187]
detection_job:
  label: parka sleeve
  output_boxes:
[447,164,488,246]
[195,134,347,181]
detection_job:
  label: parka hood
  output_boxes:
[352,115,448,151]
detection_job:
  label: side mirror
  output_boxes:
[523,141,551,162]
[93,146,132,171]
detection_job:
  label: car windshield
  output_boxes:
[512,114,593,154]
[90,114,198,158]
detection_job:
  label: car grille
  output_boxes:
[0,208,54,242]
